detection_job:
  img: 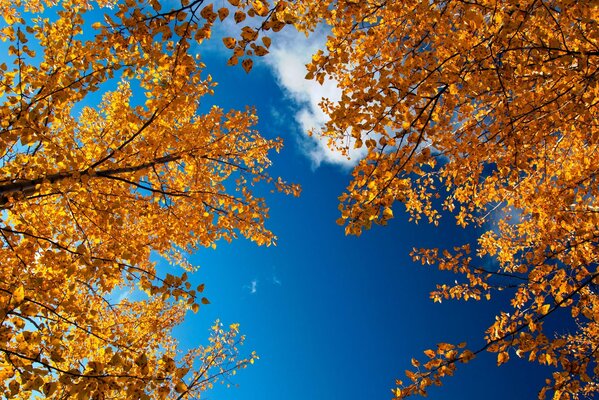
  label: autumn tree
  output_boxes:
[223,0,599,398]
[0,0,298,397]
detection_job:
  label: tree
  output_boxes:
[0,0,297,397]
[226,0,599,398]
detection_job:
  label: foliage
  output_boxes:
[0,0,296,397]
[226,0,599,398]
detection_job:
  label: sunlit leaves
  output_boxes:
[12,286,24,304]
[0,0,298,397]
[227,0,599,398]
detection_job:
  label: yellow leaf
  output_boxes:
[13,285,24,304]
[383,207,393,218]
[252,0,269,16]
[539,304,551,315]
[497,351,509,366]
[553,390,562,400]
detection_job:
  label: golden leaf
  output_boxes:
[234,10,246,24]
[222,37,236,49]
[262,36,271,48]
[218,7,229,21]
[242,58,253,73]
[13,285,24,304]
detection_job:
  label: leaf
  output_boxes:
[227,55,239,66]
[13,285,24,304]
[252,0,269,16]
[234,10,246,24]
[497,352,509,366]
[200,4,214,20]
[539,304,551,315]
[43,382,58,396]
[201,297,210,304]
[174,381,187,393]
[240,26,257,41]
[383,207,393,218]
[222,37,236,49]
[218,7,229,21]
[254,45,268,56]
[241,58,253,73]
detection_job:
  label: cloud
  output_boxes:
[204,21,366,168]
[263,28,368,169]
[245,279,258,294]
[243,266,281,294]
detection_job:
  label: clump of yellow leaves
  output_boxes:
[226,0,599,398]
[0,0,296,397]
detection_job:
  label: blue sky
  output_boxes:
[0,3,566,399]
[170,26,555,400]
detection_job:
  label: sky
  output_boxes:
[0,2,574,399]
[168,25,556,400]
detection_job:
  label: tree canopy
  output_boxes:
[0,0,297,397]
[226,0,599,398]
[2,0,598,398]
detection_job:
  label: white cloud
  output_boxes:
[203,20,366,168]
[245,279,258,294]
[263,28,368,169]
